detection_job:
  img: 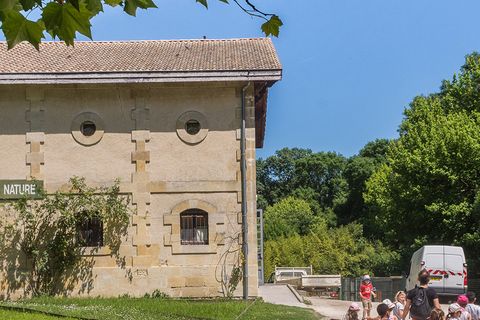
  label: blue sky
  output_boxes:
[4,0,480,158]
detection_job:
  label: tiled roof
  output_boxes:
[0,38,281,74]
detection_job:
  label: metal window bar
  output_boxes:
[76,215,103,247]
[180,210,208,245]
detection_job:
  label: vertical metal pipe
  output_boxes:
[241,82,251,300]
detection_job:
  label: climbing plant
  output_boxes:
[0,176,131,297]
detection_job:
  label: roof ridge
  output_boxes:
[0,38,271,45]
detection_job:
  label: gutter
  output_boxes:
[0,70,282,85]
[241,81,251,300]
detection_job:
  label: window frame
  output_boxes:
[76,214,104,248]
[180,209,209,245]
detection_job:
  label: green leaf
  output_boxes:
[19,0,40,11]
[124,0,156,16]
[42,2,92,45]
[261,14,283,37]
[69,0,80,11]
[196,0,207,8]
[104,0,122,7]
[218,0,228,3]
[1,10,44,49]
[0,0,19,12]
[85,0,103,16]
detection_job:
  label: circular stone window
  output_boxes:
[176,111,208,145]
[80,121,96,137]
[71,112,105,146]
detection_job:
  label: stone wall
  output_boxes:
[0,82,258,298]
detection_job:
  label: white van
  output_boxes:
[405,245,467,296]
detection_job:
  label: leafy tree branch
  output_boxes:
[0,0,282,50]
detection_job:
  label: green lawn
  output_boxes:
[0,297,320,320]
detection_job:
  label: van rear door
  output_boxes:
[424,253,445,293]
[444,254,465,295]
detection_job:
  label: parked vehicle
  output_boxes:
[405,245,467,296]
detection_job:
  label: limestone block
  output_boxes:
[132,215,151,226]
[163,214,176,225]
[25,132,45,143]
[93,256,117,268]
[168,277,185,288]
[118,245,136,257]
[132,172,150,184]
[132,192,150,205]
[131,130,151,142]
[131,150,150,162]
[178,286,209,297]
[215,232,225,245]
[26,152,44,164]
[164,234,172,246]
[185,277,205,287]
[132,255,156,267]
[137,244,160,256]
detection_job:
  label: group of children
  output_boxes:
[343,275,480,320]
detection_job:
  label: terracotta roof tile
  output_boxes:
[0,38,281,74]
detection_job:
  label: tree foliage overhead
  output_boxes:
[0,0,282,49]
[365,53,480,275]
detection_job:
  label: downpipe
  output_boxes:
[241,82,251,300]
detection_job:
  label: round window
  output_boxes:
[176,111,208,145]
[71,112,105,146]
[185,120,201,135]
[80,121,96,137]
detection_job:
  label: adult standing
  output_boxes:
[360,275,377,320]
[402,270,441,320]
[466,292,480,320]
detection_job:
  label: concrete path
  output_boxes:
[258,284,307,308]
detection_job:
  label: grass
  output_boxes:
[0,308,75,319]
[0,296,321,320]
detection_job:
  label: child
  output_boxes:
[393,291,406,320]
[368,303,390,320]
[343,302,361,320]
[360,275,377,320]
[430,309,446,320]
[382,299,398,320]
[447,303,463,320]
[457,295,472,320]
[466,292,480,320]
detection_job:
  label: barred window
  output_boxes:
[76,215,104,247]
[180,209,208,245]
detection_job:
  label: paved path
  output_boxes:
[258,284,307,308]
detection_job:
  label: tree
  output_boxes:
[0,0,282,50]
[337,139,390,227]
[257,148,313,208]
[263,221,400,279]
[263,196,318,241]
[294,151,348,211]
[364,53,480,275]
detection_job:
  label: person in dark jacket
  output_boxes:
[402,270,441,320]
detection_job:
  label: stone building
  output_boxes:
[0,39,281,298]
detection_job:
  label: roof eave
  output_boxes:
[0,70,282,84]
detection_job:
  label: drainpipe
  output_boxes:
[241,82,251,300]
